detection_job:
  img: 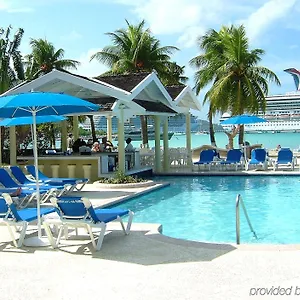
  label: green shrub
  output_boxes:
[98,169,146,184]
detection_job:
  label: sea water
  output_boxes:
[130,132,300,151]
[54,132,300,150]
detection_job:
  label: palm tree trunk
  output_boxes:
[140,115,149,148]
[208,106,216,147]
[238,125,244,145]
[88,115,97,142]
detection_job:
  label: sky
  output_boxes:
[1,0,300,120]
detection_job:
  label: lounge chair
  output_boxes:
[272,148,295,171]
[217,149,243,171]
[0,193,55,247]
[44,196,134,251]
[193,149,215,171]
[246,148,268,171]
[25,165,88,192]
[0,168,62,206]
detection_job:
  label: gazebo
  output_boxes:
[2,69,201,175]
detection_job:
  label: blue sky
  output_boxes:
[1,0,300,119]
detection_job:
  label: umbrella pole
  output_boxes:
[23,111,50,247]
[32,112,42,238]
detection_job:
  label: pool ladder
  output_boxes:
[236,194,257,244]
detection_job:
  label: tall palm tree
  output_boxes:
[207,25,280,144]
[0,26,25,162]
[24,38,80,80]
[24,38,81,146]
[190,27,231,146]
[90,20,179,146]
[0,26,25,94]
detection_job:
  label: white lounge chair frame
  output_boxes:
[44,197,134,251]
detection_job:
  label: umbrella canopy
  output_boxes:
[221,114,267,125]
[0,115,66,126]
[0,92,98,117]
[0,91,99,246]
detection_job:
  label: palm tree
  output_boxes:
[0,26,25,94]
[24,38,80,80]
[207,25,280,145]
[191,25,280,146]
[190,27,231,146]
[90,20,179,146]
[24,38,81,146]
[0,26,25,162]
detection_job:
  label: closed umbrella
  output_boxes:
[0,91,99,246]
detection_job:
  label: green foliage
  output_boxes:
[24,38,80,80]
[98,169,146,184]
[190,24,281,145]
[0,26,25,94]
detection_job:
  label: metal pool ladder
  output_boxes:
[236,194,257,244]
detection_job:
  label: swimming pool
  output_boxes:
[115,176,300,244]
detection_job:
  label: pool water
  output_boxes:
[115,176,300,244]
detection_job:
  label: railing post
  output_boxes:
[236,194,241,244]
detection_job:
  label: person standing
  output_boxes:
[67,133,74,154]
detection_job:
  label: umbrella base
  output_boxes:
[23,236,50,247]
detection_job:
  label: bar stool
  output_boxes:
[82,164,92,180]
[67,164,76,178]
[50,164,60,177]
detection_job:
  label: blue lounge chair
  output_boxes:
[26,165,88,191]
[217,149,243,171]
[0,168,61,206]
[273,148,295,171]
[0,193,55,247]
[246,148,268,171]
[193,149,215,171]
[44,196,134,251]
[9,166,70,193]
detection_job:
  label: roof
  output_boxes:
[95,72,151,92]
[133,99,177,114]
[166,85,186,100]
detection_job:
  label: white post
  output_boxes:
[9,126,17,165]
[107,116,113,142]
[118,106,125,173]
[61,120,67,151]
[73,116,79,140]
[186,112,192,167]
[154,115,161,172]
[163,117,169,172]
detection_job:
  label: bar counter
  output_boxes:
[17,151,140,181]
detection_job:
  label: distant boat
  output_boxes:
[113,127,174,141]
[195,131,209,135]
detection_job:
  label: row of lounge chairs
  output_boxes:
[193,148,296,171]
[0,166,134,250]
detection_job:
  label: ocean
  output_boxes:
[130,132,300,151]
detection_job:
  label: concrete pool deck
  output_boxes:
[1,181,300,299]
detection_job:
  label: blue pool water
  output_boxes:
[115,176,300,244]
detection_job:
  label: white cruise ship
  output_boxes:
[220,68,300,133]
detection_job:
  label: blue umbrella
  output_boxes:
[221,114,267,125]
[0,115,66,126]
[0,91,99,246]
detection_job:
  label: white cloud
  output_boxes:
[74,48,108,78]
[0,0,33,12]
[177,26,205,48]
[60,30,82,41]
[244,0,297,42]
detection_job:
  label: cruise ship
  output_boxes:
[220,68,300,133]
[81,113,202,137]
